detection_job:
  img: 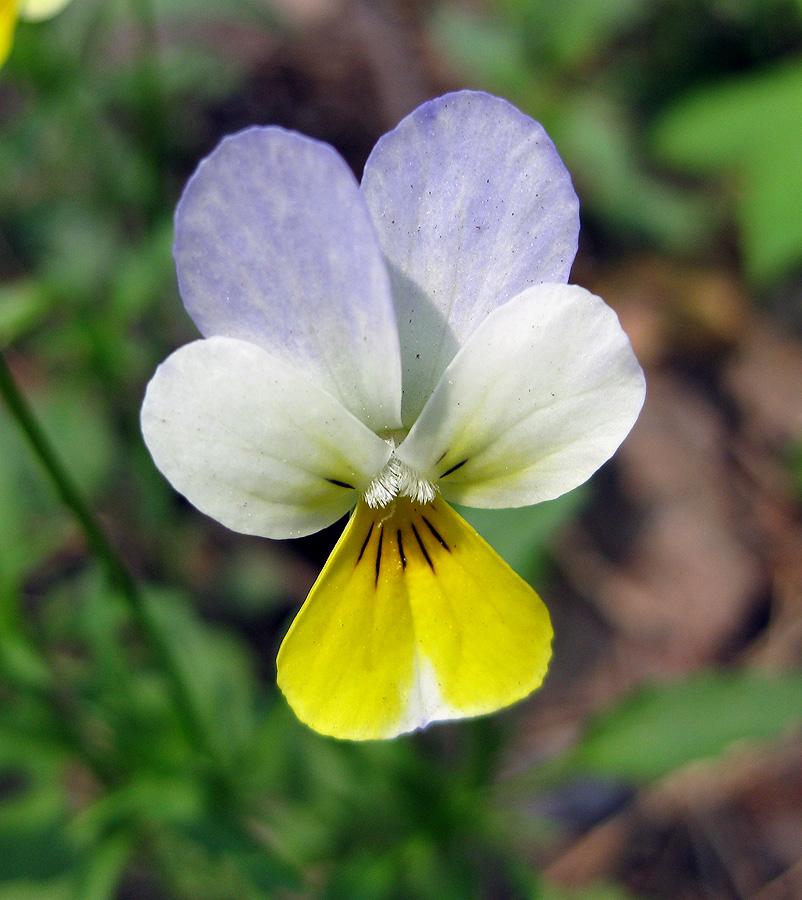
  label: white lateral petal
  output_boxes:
[395,284,645,508]
[361,90,579,425]
[141,337,392,539]
[18,0,75,21]
[174,127,402,433]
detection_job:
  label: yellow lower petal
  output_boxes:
[0,0,18,67]
[277,495,553,740]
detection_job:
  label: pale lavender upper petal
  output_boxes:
[174,126,402,434]
[361,90,580,426]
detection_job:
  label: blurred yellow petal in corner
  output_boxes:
[1,0,75,67]
[277,496,553,740]
[0,0,17,67]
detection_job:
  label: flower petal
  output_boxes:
[1,0,17,66]
[361,90,580,425]
[141,337,392,539]
[174,127,402,433]
[277,496,552,740]
[18,0,74,22]
[395,284,646,508]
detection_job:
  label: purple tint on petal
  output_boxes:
[174,126,402,433]
[361,90,580,425]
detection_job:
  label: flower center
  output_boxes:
[363,455,437,508]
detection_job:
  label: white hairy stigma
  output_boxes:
[363,455,437,508]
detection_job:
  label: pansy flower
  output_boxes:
[142,91,645,741]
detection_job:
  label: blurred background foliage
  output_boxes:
[1,0,802,898]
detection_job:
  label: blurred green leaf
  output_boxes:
[786,440,802,501]
[553,92,714,250]
[570,670,802,780]
[107,222,174,323]
[72,573,140,690]
[542,882,637,900]
[73,776,203,843]
[500,0,649,68]
[143,588,259,766]
[0,700,66,773]
[654,56,802,283]
[457,487,586,579]
[0,618,53,690]
[0,377,114,511]
[0,280,52,347]
[36,205,119,305]
[71,833,133,900]
[154,814,303,899]
[153,0,262,18]
[0,879,73,900]
[432,10,713,252]
[432,8,537,101]
[0,377,112,601]
[0,823,77,881]
[177,814,303,893]
[0,405,53,592]
[37,387,115,497]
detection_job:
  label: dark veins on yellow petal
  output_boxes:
[355,498,457,589]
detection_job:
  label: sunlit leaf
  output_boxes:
[554,93,714,250]
[654,56,802,283]
[571,670,802,780]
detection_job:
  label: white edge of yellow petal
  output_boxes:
[396,651,462,735]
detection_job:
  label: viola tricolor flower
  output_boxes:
[142,91,645,740]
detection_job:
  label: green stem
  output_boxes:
[128,0,168,217]
[0,352,218,770]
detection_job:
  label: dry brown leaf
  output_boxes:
[558,372,764,666]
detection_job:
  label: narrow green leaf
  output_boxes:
[71,833,133,900]
[72,776,204,844]
[0,281,51,348]
[571,670,802,780]
[166,813,304,896]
